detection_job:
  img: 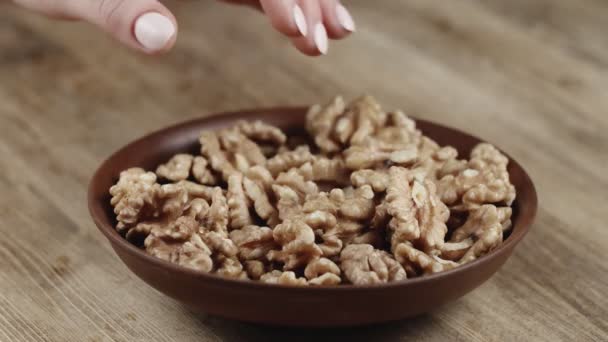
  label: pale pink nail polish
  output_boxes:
[336,4,355,32]
[314,23,328,55]
[134,12,176,51]
[293,4,308,36]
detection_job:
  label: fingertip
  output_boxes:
[293,4,308,37]
[292,36,323,57]
[335,3,355,33]
[260,0,304,37]
[320,0,354,39]
[133,11,178,53]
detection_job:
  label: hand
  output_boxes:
[10,0,355,56]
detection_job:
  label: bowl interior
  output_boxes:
[88,106,537,287]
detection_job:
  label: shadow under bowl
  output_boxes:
[88,107,537,327]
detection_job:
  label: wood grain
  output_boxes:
[0,0,606,341]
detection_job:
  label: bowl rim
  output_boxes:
[88,107,538,292]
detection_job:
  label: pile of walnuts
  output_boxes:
[109,95,516,286]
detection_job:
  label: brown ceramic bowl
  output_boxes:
[88,107,537,327]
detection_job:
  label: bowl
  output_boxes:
[88,107,537,327]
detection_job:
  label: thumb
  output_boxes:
[22,0,178,54]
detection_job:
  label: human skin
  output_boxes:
[9,0,355,56]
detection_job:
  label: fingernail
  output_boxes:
[293,5,307,36]
[134,12,176,51]
[336,4,355,32]
[314,23,328,55]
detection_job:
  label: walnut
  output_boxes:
[417,136,441,160]
[437,143,515,209]
[338,185,375,221]
[124,221,158,243]
[435,147,468,179]
[338,220,366,240]
[370,202,390,230]
[351,230,385,248]
[147,220,193,249]
[144,216,208,267]
[440,239,474,261]
[410,180,449,253]
[109,168,159,232]
[410,146,467,182]
[260,270,308,286]
[340,244,406,285]
[156,154,194,182]
[335,95,387,146]
[218,128,267,166]
[244,260,266,280]
[300,187,374,255]
[302,209,341,257]
[351,169,389,193]
[226,173,253,229]
[236,120,286,146]
[143,212,242,274]
[180,180,216,200]
[273,184,302,220]
[306,96,346,153]
[343,145,390,170]
[498,207,513,233]
[175,234,214,272]
[206,187,229,235]
[343,138,418,170]
[276,169,319,199]
[199,131,237,181]
[387,110,417,131]
[302,191,340,215]
[215,255,248,279]
[267,220,323,270]
[229,225,275,260]
[460,224,502,264]
[389,146,419,165]
[375,126,419,149]
[243,177,279,226]
[202,231,238,257]
[460,177,516,210]
[245,166,274,192]
[394,242,457,275]
[296,156,350,184]
[157,183,189,219]
[156,181,215,220]
[304,258,341,285]
[184,198,210,222]
[266,146,314,176]
[316,234,343,258]
[385,167,420,244]
[469,143,509,170]
[450,205,511,242]
[304,210,338,230]
[192,156,218,185]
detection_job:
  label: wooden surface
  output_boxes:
[0,0,607,341]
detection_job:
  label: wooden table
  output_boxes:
[1,0,606,341]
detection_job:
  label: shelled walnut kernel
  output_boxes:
[110,95,516,285]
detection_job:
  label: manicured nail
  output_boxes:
[134,12,176,51]
[336,4,355,32]
[314,23,328,55]
[293,4,308,36]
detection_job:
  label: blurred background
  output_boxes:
[0,0,606,341]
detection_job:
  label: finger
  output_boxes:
[58,0,177,54]
[11,0,77,19]
[291,0,326,56]
[259,0,307,37]
[319,0,355,39]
